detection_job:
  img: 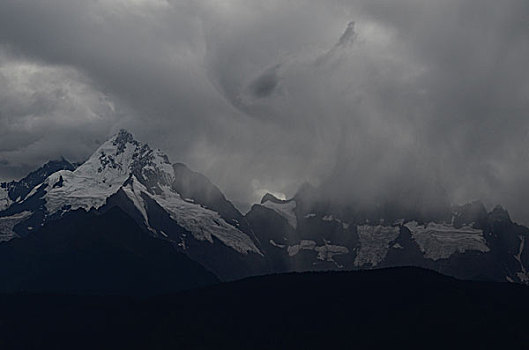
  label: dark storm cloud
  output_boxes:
[0,0,528,222]
[248,64,281,99]
[337,21,357,48]
[315,21,357,66]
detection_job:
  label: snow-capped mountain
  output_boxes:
[0,159,75,211]
[1,129,529,290]
[0,130,264,280]
[246,189,529,284]
[0,159,76,242]
[40,130,259,255]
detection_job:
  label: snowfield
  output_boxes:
[287,240,317,256]
[285,239,349,267]
[405,221,489,260]
[314,244,349,264]
[0,211,32,242]
[146,185,262,255]
[354,225,400,267]
[44,133,156,214]
[0,187,10,211]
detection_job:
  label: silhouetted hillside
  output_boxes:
[1,267,528,349]
[0,207,218,295]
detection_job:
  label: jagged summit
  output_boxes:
[260,192,287,204]
[259,193,297,229]
[40,129,174,214]
[489,205,512,223]
[114,128,136,143]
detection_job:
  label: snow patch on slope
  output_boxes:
[44,136,139,213]
[262,200,297,229]
[0,211,32,242]
[321,215,350,230]
[0,187,10,211]
[148,186,262,255]
[44,169,122,213]
[404,221,489,260]
[354,225,400,267]
[514,235,528,283]
[121,177,150,226]
[286,240,349,267]
[314,244,349,264]
[269,239,286,248]
[287,240,317,256]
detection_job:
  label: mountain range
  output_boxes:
[1,129,528,294]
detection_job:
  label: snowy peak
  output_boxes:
[43,129,175,214]
[31,130,263,260]
[89,129,171,184]
[0,159,75,210]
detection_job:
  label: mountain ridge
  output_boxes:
[0,129,528,292]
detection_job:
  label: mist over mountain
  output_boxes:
[1,0,529,225]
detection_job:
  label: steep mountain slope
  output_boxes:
[0,207,218,295]
[1,267,529,349]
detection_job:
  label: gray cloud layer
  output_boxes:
[0,0,528,221]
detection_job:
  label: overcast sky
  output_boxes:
[0,0,528,220]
